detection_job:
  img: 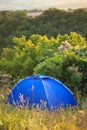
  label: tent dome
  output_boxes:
[7,75,77,109]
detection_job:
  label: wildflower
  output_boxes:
[0,120,3,126]
[19,93,25,104]
[0,94,5,99]
[7,88,12,93]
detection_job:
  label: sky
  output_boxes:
[0,0,87,11]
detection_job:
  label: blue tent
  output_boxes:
[7,75,77,109]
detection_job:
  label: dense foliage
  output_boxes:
[0,8,87,52]
[0,32,87,95]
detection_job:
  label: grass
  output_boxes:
[0,88,87,130]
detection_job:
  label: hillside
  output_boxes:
[0,8,87,95]
[0,8,87,52]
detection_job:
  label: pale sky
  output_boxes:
[0,0,87,11]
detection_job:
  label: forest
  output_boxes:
[0,8,87,96]
[0,8,87,52]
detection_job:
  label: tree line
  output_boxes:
[0,8,87,53]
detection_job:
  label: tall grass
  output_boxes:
[0,88,87,130]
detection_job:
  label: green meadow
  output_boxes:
[0,88,87,130]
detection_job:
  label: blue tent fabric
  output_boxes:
[7,75,77,109]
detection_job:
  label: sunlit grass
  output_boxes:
[0,88,87,130]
